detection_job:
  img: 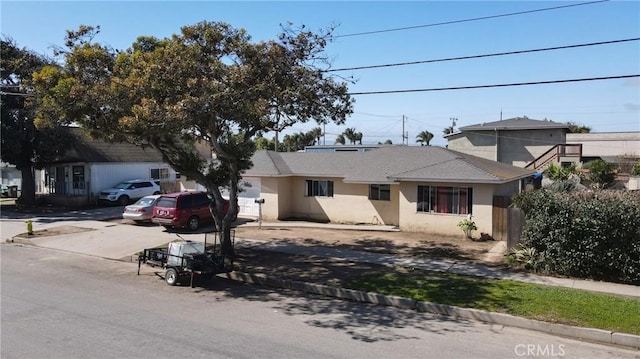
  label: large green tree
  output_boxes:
[0,38,71,206]
[32,22,354,256]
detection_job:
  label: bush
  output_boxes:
[543,162,581,182]
[631,160,640,176]
[511,190,640,284]
[505,244,541,271]
[457,219,477,239]
[584,159,618,189]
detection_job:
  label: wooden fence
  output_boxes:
[492,195,524,249]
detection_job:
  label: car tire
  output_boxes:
[117,195,129,206]
[165,268,179,286]
[187,216,200,231]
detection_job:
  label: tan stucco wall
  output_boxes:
[398,181,498,236]
[259,177,285,220]
[498,129,567,167]
[258,176,399,225]
[448,129,567,167]
[446,132,497,161]
[258,176,522,237]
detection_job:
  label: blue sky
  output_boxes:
[2,0,639,146]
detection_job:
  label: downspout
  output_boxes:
[495,128,499,162]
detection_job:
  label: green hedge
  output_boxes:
[512,190,640,284]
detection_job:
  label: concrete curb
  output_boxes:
[6,236,34,245]
[221,271,640,351]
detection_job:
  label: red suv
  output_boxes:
[151,191,231,231]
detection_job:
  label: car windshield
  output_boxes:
[114,182,133,189]
[135,197,157,206]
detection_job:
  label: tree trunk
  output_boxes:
[16,166,36,207]
[219,219,235,258]
[221,161,240,258]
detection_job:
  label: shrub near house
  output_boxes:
[511,189,640,284]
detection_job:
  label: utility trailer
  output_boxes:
[137,232,234,287]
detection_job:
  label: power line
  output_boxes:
[335,0,609,38]
[347,75,640,96]
[329,38,640,72]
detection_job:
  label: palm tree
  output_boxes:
[308,127,323,145]
[342,127,357,144]
[354,131,363,145]
[335,134,346,145]
[416,130,434,146]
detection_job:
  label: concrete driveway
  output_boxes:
[1,205,201,260]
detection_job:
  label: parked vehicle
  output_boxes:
[122,194,161,223]
[99,179,161,206]
[137,233,234,287]
[151,191,232,231]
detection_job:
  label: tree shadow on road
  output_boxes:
[185,274,481,343]
[161,248,493,343]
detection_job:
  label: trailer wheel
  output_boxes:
[165,268,179,286]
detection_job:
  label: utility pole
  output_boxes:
[402,115,408,145]
[402,115,405,145]
[323,123,326,145]
[448,117,458,134]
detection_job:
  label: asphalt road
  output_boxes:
[2,244,638,359]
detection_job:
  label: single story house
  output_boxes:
[36,127,205,206]
[242,146,535,237]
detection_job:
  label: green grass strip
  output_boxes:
[346,269,640,335]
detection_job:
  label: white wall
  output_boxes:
[237,177,262,217]
[89,162,177,196]
[567,132,640,157]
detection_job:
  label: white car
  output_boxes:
[99,179,161,206]
[122,194,161,223]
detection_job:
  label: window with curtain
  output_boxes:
[417,185,472,214]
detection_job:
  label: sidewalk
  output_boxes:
[4,207,638,298]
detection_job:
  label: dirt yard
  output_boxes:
[233,225,500,263]
[231,224,505,286]
[235,225,498,262]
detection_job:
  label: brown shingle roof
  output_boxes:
[57,127,164,163]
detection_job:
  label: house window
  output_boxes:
[369,184,390,201]
[150,168,169,180]
[305,180,334,197]
[417,186,472,214]
[72,166,85,189]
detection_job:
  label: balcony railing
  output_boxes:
[525,144,582,171]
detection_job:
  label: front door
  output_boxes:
[55,166,67,195]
